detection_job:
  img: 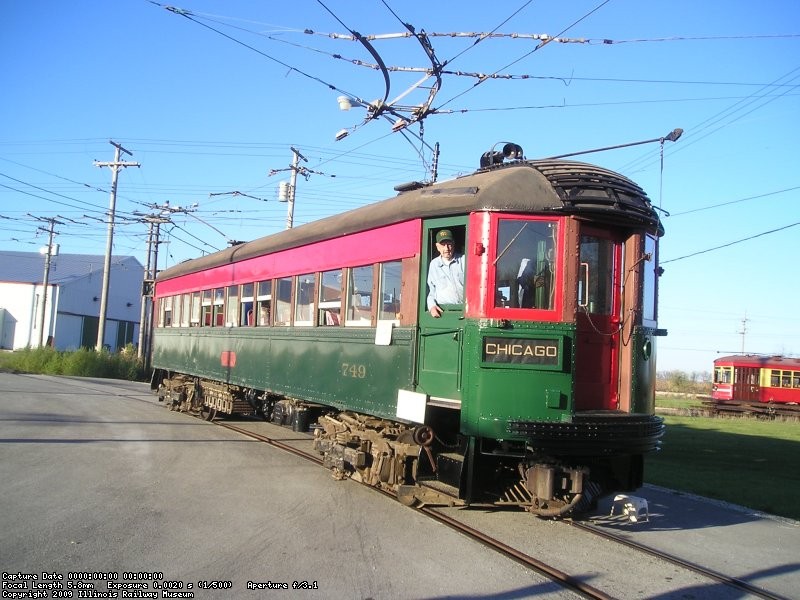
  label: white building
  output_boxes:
[0,251,144,351]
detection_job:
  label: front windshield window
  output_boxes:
[494,219,557,310]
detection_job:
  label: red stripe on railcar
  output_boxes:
[156,219,422,297]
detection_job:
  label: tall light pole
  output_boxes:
[94,141,139,351]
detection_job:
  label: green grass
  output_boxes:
[0,346,147,381]
[655,394,706,411]
[645,415,800,520]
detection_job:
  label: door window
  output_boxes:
[578,235,615,315]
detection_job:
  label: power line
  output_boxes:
[434,0,612,112]
[661,221,800,264]
[618,65,800,174]
[154,2,362,108]
[669,186,800,217]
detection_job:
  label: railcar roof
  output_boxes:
[157,159,659,282]
[715,355,800,369]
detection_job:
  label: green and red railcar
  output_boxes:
[151,151,666,516]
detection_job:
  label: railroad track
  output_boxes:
[217,419,611,599]
[569,520,790,600]
[701,399,800,420]
[212,416,791,600]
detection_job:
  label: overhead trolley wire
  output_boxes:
[662,221,800,264]
[433,0,612,113]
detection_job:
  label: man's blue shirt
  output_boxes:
[426,254,465,309]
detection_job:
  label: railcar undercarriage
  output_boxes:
[152,370,624,517]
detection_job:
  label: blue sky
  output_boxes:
[2,0,798,374]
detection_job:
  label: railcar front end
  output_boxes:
[395,162,665,515]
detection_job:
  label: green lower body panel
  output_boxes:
[152,326,415,420]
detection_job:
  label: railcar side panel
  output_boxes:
[153,327,416,417]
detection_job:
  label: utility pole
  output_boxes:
[276,147,308,230]
[94,141,139,352]
[738,313,749,354]
[137,218,155,361]
[135,212,170,365]
[35,217,61,347]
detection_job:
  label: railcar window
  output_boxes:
[578,235,614,315]
[319,269,342,326]
[794,372,800,388]
[226,285,239,327]
[171,295,181,327]
[771,369,794,388]
[212,288,225,327]
[379,261,402,322]
[346,265,374,326]
[180,294,190,327]
[643,234,658,325]
[256,280,272,326]
[294,274,315,326]
[494,220,557,310]
[275,277,292,325]
[163,296,173,327]
[190,292,201,326]
[241,283,254,326]
[714,366,733,384]
[201,289,212,327]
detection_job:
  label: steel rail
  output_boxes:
[570,521,791,600]
[419,506,613,600]
[215,420,323,466]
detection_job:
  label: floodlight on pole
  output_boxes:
[337,96,353,111]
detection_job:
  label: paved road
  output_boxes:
[0,373,576,600]
[1,373,798,599]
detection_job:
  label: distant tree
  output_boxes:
[656,370,712,395]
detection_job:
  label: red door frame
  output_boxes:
[574,227,623,411]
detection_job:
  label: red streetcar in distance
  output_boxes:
[712,355,800,405]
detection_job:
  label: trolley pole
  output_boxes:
[94,141,139,352]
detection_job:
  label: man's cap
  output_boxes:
[436,229,454,243]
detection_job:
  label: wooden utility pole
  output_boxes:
[94,141,139,351]
[285,147,307,230]
[36,217,61,347]
[136,212,169,365]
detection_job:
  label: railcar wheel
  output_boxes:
[412,425,435,447]
[205,407,217,421]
